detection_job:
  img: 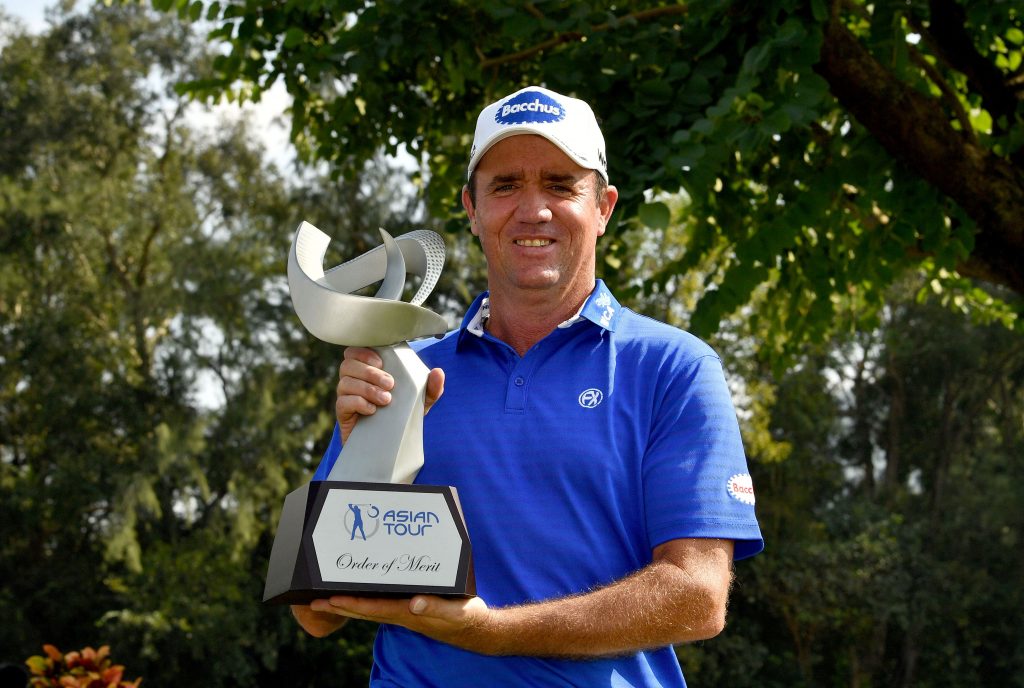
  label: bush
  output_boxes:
[25,645,140,688]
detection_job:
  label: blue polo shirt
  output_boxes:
[313,281,763,687]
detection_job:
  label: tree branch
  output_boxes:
[135,215,162,289]
[815,15,1024,294]
[100,229,133,294]
[916,0,1021,128]
[479,5,689,70]
[907,45,978,146]
[523,3,544,21]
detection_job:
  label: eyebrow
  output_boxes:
[541,172,583,185]
[487,173,524,188]
[485,171,586,189]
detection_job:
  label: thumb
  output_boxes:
[409,596,431,615]
[409,594,489,620]
[424,368,445,414]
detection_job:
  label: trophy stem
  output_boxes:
[325,342,429,485]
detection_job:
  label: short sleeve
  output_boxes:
[642,354,763,560]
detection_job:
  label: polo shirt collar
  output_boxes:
[458,280,621,344]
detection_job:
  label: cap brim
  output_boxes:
[467,127,607,182]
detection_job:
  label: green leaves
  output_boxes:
[638,201,671,230]
[282,26,305,48]
[144,0,1024,363]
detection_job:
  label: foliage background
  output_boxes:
[1,2,1021,686]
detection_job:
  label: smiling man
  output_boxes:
[293,86,764,687]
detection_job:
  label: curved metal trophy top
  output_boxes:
[287,221,447,485]
[287,221,448,347]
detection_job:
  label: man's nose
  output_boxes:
[515,186,553,223]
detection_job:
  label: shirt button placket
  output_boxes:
[503,343,542,413]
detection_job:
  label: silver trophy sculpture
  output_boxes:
[263,222,475,604]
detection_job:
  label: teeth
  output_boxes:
[516,239,552,247]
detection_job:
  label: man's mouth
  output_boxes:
[515,238,553,247]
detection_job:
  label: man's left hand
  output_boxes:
[309,594,497,651]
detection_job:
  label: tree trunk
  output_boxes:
[815,15,1024,294]
[883,345,905,499]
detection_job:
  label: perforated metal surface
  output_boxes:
[404,229,446,306]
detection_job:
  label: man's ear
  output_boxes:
[597,184,619,237]
[462,185,479,236]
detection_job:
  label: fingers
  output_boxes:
[336,347,394,442]
[291,603,348,637]
[315,594,487,627]
[335,349,446,443]
[310,595,408,623]
[338,347,394,397]
[311,594,495,652]
[337,354,394,408]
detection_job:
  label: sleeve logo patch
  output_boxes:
[727,473,756,506]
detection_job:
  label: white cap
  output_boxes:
[467,86,608,182]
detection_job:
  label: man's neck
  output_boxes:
[484,282,594,356]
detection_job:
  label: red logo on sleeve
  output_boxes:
[727,473,756,506]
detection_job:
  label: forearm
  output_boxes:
[308,538,734,658]
[471,553,731,657]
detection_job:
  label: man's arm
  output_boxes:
[305,537,734,657]
[295,347,734,654]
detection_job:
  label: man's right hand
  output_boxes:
[291,603,349,638]
[335,347,445,444]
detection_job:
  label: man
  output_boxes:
[292,86,764,686]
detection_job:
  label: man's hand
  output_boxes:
[336,346,445,443]
[291,603,350,638]
[308,595,496,650]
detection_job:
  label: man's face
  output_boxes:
[462,135,617,303]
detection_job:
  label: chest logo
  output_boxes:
[578,388,604,408]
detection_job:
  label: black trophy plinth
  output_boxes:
[263,481,475,605]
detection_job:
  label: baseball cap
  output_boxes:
[467,86,608,182]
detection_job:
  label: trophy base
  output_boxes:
[263,481,475,605]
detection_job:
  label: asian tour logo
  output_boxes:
[495,91,565,125]
[344,502,440,540]
[344,503,380,541]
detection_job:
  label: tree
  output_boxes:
[159,0,1022,358]
[0,4,469,685]
[678,283,1024,687]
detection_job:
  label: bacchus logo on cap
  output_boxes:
[495,90,565,125]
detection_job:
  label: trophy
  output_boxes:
[263,222,475,604]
